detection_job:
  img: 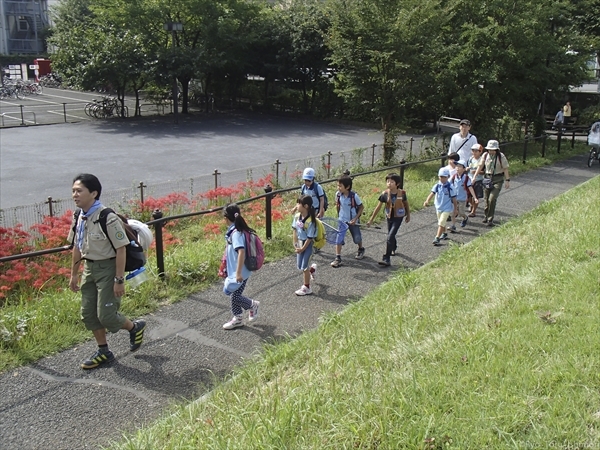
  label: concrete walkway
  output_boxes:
[0,154,596,450]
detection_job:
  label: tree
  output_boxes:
[327,0,447,162]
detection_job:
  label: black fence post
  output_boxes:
[542,134,547,158]
[213,169,220,190]
[46,197,54,217]
[523,137,528,164]
[63,103,67,122]
[274,159,281,187]
[399,160,407,189]
[264,185,273,240]
[152,209,165,278]
[557,128,562,153]
[371,143,376,167]
[19,105,24,125]
[327,151,332,178]
[138,181,147,204]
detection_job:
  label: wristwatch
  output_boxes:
[114,276,125,284]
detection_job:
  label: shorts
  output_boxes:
[437,211,452,227]
[80,259,127,333]
[339,224,362,246]
[472,180,484,199]
[296,240,314,271]
[455,202,466,217]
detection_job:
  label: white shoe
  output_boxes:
[248,301,260,323]
[222,316,243,329]
[295,285,313,296]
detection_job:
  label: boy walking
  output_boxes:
[423,168,458,246]
[331,175,365,267]
[366,173,410,267]
[448,160,478,232]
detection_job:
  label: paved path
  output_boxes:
[0,111,382,209]
[0,155,596,450]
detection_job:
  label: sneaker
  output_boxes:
[223,316,243,329]
[330,257,342,268]
[433,237,441,246]
[81,348,114,370]
[460,217,468,227]
[378,256,391,266]
[129,320,146,352]
[248,301,260,323]
[310,263,317,280]
[448,225,457,233]
[482,218,488,224]
[390,250,396,256]
[440,233,448,240]
[355,248,365,260]
[486,220,494,227]
[295,285,313,296]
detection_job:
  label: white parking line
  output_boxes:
[46,110,90,120]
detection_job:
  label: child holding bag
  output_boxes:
[292,195,318,296]
[221,204,260,329]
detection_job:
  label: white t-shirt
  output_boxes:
[448,132,478,162]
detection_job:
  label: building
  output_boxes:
[0,0,53,55]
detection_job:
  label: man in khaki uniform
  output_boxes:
[68,173,146,369]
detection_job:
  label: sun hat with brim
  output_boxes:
[485,140,500,151]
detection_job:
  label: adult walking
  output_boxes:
[472,140,510,227]
[448,119,478,163]
[68,173,146,369]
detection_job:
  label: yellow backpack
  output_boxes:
[309,217,326,249]
[298,214,326,250]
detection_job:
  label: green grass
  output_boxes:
[0,139,590,373]
[107,175,600,450]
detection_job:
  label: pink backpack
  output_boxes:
[243,231,264,271]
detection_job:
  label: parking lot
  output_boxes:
[0,87,140,126]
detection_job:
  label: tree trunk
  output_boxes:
[382,115,397,165]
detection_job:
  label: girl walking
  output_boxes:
[292,195,318,296]
[221,204,260,329]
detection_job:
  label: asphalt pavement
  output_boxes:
[0,154,597,450]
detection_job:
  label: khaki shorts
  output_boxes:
[80,259,127,333]
[437,211,451,227]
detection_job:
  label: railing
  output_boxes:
[0,134,569,275]
[1,109,36,126]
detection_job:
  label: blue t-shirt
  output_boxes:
[452,173,472,202]
[292,213,317,240]
[225,225,251,281]
[432,181,456,213]
[336,191,362,223]
[301,182,325,210]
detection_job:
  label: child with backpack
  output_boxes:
[366,173,410,267]
[292,195,318,296]
[331,175,365,268]
[423,168,458,246]
[300,167,327,219]
[448,160,478,232]
[221,203,260,329]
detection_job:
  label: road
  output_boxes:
[0,106,384,209]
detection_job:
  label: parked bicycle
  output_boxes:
[84,96,129,119]
[38,73,62,88]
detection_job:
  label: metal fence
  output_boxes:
[1,136,444,229]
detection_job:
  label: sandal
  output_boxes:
[468,213,476,217]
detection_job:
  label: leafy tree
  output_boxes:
[327,0,446,162]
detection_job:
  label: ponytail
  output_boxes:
[223,203,255,233]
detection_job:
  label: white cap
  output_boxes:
[438,168,450,177]
[302,168,315,180]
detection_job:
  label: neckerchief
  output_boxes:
[76,200,102,251]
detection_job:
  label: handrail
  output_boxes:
[0,135,560,275]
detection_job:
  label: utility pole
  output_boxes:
[163,22,183,124]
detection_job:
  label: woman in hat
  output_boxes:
[473,140,510,227]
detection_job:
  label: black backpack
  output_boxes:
[72,208,146,272]
[301,181,328,211]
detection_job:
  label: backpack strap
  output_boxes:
[336,191,356,210]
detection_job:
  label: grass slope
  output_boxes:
[108,177,600,449]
